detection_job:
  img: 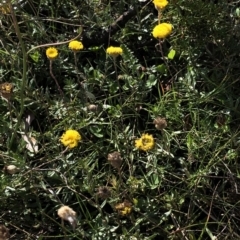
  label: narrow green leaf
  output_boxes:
[168,49,176,60]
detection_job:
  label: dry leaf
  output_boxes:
[22,134,39,153]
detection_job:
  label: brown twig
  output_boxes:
[82,7,137,48]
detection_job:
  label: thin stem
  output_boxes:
[8,1,27,149]
[158,10,162,24]
[157,39,179,94]
[158,39,172,78]
[73,52,83,86]
[61,219,67,240]
[73,51,88,103]
[156,39,172,95]
[50,60,64,97]
[113,56,118,81]
[113,57,123,105]
[117,168,123,190]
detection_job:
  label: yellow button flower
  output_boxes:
[115,200,132,216]
[152,23,172,39]
[135,133,155,151]
[60,130,81,149]
[46,47,58,60]
[120,206,132,215]
[68,40,84,51]
[106,46,123,58]
[153,0,168,10]
[0,4,10,14]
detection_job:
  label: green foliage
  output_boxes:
[0,0,240,239]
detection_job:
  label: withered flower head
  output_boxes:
[57,206,77,229]
[0,225,10,240]
[87,104,98,112]
[153,117,167,130]
[96,186,111,199]
[4,165,20,174]
[108,151,122,169]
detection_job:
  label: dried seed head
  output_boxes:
[57,206,77,229]
[0,225,10,240]
[138,66,147,72]
[108,151,122,169]
[117,75,124,80]
[135,105,142,112]
[4,165,19,174]
[216,114,226,127]
[153,117,167,130]
[96,186,111,199]
[87,104,98,112]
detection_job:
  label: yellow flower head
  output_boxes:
[120,206,132,215]
[152,23,172,39]
[106,46,123,58]
[0,4,10,14]
[135,133,155,151]
[60,129,81,149]
[115,200,132,216]
[153,0,168,10]
[46,47,58,60]
[69,40,84,51]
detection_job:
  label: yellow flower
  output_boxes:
[0,4,10,14]
[152,23,172,39]
[68,40,84,51]
[60,129,81,149]
[135,133,155,151]
[115,200,132,216]
[46,47,58,60]
[153,0,168,10]
[120,206,132,215]
[106,46,123,58]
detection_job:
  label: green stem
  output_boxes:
[50,60,64,97]
[113,57,123,105]
[8,1,27,149]
[73,51,84,87]
[158,10,161,24]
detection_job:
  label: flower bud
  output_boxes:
[87,104,98,112]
